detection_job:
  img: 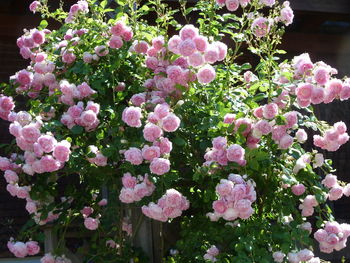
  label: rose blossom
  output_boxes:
[150,158,170,175]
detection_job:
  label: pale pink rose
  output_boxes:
[291,183,305,196]
[204,44,219,64]
[62,50,76,64]
[278,134,293,149]
[53,140,71,162]
[122,106,142,127]
[251,17,271,38]
[8,241,28,258]
[226,144,245,163]
[188,52,204,67]
[272,251,285,263]
[293,53,314,76]
[25,201,37,214]
[40,155,61,172]
[340,82,350,100]
[197,65,216,84]
[77,82,96,98]
[4,170,19,184]
[133,41,149,54]
[296,129,308,143]
[161,113,180,132]
[83,52,93,63]
[26,241,40,255]
[314,229,328,242]
[279,5,294,26]
[37,134,57,153]
[121,27,133,41]
[80,206,94,217]
[40,253,56,263]
[154,103,170,119]
[254,120,272,135]
[124,147,143,165]
[166,65,183,82]
[29,1,41,13]
[225,0,239,11]
[111,21,126,36]
[168,35,182,54]
[84,217,99,230]
[303,195,318,207]
[153,137,173,154]
[145,57,158,70]
[297,249,314,261]
[263,103,278,119]
[328,185,343,201]
[216,0,226,6]
[122,173,137,188]
[152,36,164,50]
[178,39,196,57]
[212,136,227,150]
[142,145,161,161]
[223,113,235,124]
[322,174,337,188]
[179,25,199,40]
[32,30,45,45]
[21,123,41,143]
[109,35,123,49]
[17,70,33,86]
[150,158,170,175]
[215,41,227,61]
[95,45,109,56]
[343,184,350,197]
[143,123,163,142]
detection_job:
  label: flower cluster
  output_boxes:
[313,121,349,152]
[41,253,72,263]
[204,137,246,166]
[273,249,317,263]
[207,174,256,221]
[142,189,189,222]
[119,173,155,203]
[298,195,318,217]
[314,222,350,253]
[65,0,89,23]
[7,239,40,258]
[61,101,100,131]
[203,245,220,262]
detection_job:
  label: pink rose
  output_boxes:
[53,140,71,162]
[124,147,143,165]
[161,113,181,132]
[251,17,271,38]
[143,123,163,142]
[26,241,40,255]
[226,144,245,163]
[84,217,99,230]
[122,106,142,127]
[150,158,170,175]
[153,137,173,154]
[142,145,161,161]
[291,183,305,196]
[197,65,216,84]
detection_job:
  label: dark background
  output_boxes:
[0,0,350,261]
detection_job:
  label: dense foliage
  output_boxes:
[1,0,350,262]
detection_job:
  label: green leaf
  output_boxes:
[38,20,48,30]
[173,137,186,146]
[71,125,84,134]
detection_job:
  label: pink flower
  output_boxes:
[8,241,28,258]
[154,103,170,119]
[124,148,143,165]
[226,144,245,163]
[25,201,37,214]
[296,129,308,143]
[133,40,149,54]
[4,170,19,184]
[188,52,204,67]
[272,251,285,263]
[152,36,165,50]
[77,82,96,98]
[111,21,126,36]
[179,25,199,40]
[40,253,56,263]
[150,158,170,175]
[197,65,216,84]
[83,52,93,63]
[193,36,208,52]
[29,1,40,13]
[145,57,159,70]
[153,137,173,154]
[62,50,76,64]
[279,134,293,149]
[291,184,305,196]
[142,145,161,161]
[53,140,71,162]
[121,27,133,41]
[122,106,142,127]
[168,35,182,54]
[37,134,57,153]
[322,174,337,188]
[204,45,219,64]
[223,113,235,124]
[297,249,314,262]
[178,39,196,57]
[329,185,343,201]
[109,35,123,49]
[263,103,278,119]
[32,30,45,45]
[161,113,180,132]
[225,0,239,11]
[26,241,40,255]
[143,123,163,142]
[251,17,271,38]
[279,5,294,26]
[254,120,272,135]
[122,173,137,188]
[40,155,61,172]
[21,123,41,143]
[84,217,99,230]
[17,70,33,86]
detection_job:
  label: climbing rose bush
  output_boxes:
[0,0,350,262]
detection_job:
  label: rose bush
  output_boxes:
[1,0,350,262]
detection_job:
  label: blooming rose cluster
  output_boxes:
[142,189,189,222]
[16,27,47,61]
[203,245,219,262]
[204,137,246,166]
[207,174,256,221]
[119,173,155,203]
[58,80,96,105]
[7,239,40,258]
[87,145,108,166]
[313,121,349,152]
[65,0,89,23]
[314,221,350,253]
[108,20,133,49]
[139,24,226,92]
[40,253,72,263]
[123,103,177,175]
[298,195,318,217]
[275,249,316,263]
[61,101,100,131]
